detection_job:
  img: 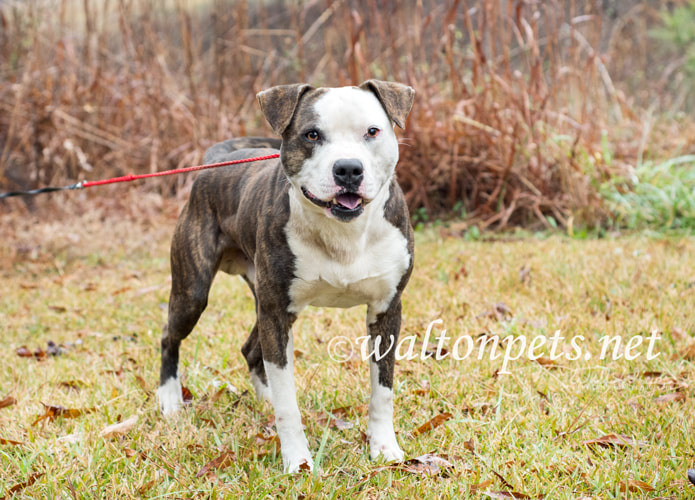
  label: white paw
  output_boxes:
[281,438,314,473]
[368,428,404,461]
[284,453,314,473]
[157,377,183,416]
[250,372,272,402]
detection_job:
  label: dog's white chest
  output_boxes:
[286,217,409,314]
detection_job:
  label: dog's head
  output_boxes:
[257,80,414,222]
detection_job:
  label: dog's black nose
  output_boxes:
[333,159,364,190]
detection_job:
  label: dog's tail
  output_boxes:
[203,137,281,164]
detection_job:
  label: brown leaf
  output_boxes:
[470,479,493,491]
[0,437,24,445]
[581,433,646,450]
[654,392,686,405]
[534,356,560,369]
[412,412,453,437]
[462,402,494,416]
[619,479,655,492]
[32,403,95,426]
[100,415,138,438]
[48,305,67,313]
[16,345,46,360]
[181,385,194,405]
[111,287,131,296]
[316,411,354,431]
[676,343,695,360]
[3,472,44,497]
[195,449,236,478]
[59,380,88,391]
[400,453,454,476]
[0,396,17,409]
[464,438,475,452]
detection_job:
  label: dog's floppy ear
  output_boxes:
[257,84,314,136]
[359,80,415,129]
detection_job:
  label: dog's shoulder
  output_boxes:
[383,178,413,252]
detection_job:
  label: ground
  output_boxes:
[0,194,694,498]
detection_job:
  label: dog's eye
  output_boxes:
[366,127,380,139]
[305,130,321,142]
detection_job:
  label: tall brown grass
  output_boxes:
[0,0,687,229]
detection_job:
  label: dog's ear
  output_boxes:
[359,80,415,129]
[257,84,314,136]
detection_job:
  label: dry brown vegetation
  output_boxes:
[1,0,694,228]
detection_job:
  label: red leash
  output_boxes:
[0,153,280,198]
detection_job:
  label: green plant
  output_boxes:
[600,155,695,229]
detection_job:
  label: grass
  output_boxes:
[1,202,694,498]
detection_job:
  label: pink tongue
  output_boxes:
[336,193,362,209]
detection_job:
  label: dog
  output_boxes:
[157,80,415,473]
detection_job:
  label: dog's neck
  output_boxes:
[286,180,392,265]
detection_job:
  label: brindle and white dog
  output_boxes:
[157,80,415,472]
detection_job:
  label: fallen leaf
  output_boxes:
[316,411,354,431]
[59,380,89,391]
[195,449,236,478]
[464,438,475,452]
[462,402,494,416]
[400,453,454,476]
[581,433,646,450]
[16,345,45,360]
[412,412,453,437]
[2,472,44,497]
[182,386,194,405]
[57,433,83,444]
[48,305,67,313]
[0,437,24,445]
[619,479,655,492]
[654,392,686,404]
[46,340,63,356]
[470,479,493,491]
[676,343,695,360]
[534,356,560,369]
[100,415,138,438]
[0,396,17,409]
[32,403,95,426]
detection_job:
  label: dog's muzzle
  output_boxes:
[301,186,365,222]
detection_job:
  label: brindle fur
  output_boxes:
[160,82,414,432]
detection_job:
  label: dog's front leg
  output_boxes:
[366,299,405,462]
[258,308,313,473]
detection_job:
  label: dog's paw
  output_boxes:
[368,432,404,462]
[157,377,183,416]
[284,455,314,474]
[281,440,314,473]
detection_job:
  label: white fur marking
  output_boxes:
[295,87,398,204]
[250,371,271,402]
[157,376,183,416]
[264,334,314,472]
[367,360,404,461]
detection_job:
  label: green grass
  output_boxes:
[1,208,695,498]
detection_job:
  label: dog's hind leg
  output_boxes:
[158,202,219,416]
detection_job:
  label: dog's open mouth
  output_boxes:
[301,187,365,221]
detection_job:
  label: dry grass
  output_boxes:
[1,205,694,498]
[2,0,693,229]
